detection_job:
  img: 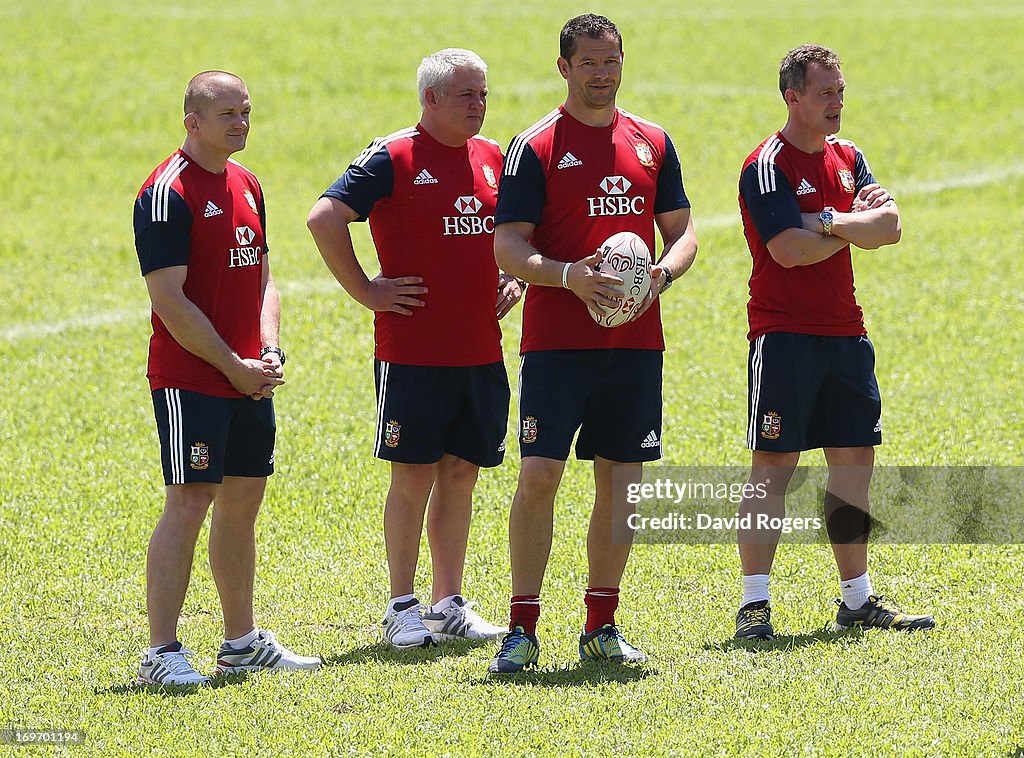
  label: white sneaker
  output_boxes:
[137,644,211,686]
[382,599,434,649]
[215,629,321,675]
[422,595,505,641]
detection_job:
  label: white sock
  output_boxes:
[146,641,179,658]
[431,594,463,612]
[741,574,770,606]
[840,571,873,610]
[224,627,259,649]
[388,593,417,615]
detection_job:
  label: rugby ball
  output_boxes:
[590,231,652,328]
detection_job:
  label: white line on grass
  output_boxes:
[1,282,342,344]
[699,163,1024,231]
[2,308,151,342]
[895,164,1024,195]
[5,163,1023,344]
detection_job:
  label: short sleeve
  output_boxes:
[134,186,192,275]
[321,143,395,221]
[739,162,802,243]
[654,133,690,214]
[495,141,546,226]
[257,184,269,254]
[854,148,876,192]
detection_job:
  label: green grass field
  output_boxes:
[2,0,1023,754]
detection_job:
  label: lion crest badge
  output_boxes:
[522,416,538,444]
[482,164,498,190]
[635,142,655,168]
[384,420,401,448]
[760,412,782,440]
[190,442,210,470]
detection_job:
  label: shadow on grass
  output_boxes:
[322,638,491,667]
[474,660,655,688]
[706,627,863,653]
[96,672,251,697]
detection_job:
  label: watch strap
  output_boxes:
[260,346,286,365]
[661,267,674,292]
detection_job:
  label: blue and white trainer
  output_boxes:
[422,596,505,641]
[382,599,434,650]
[215,629,321,675]
[137,643,211,686]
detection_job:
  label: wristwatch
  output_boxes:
[260,346,286,365]
[661,267,674,292]
[819,207,835,236]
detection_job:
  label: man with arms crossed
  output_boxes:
[489,14,698,672]
[735,45,934,640]
[307,49,520,649]
[134,71,320,684]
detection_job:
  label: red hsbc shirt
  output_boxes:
[739,132,876,340]
[323,126,503,366]
[496,107,689,353]
[133,150,268,397]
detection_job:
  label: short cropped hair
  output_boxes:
[778,44,842,100]
[559,13,622,61]
[416,48,487,108]
[184,70,245,115]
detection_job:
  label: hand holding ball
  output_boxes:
[589,231,652,328]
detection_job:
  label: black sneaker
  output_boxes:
[834,595,935,631]
[735,600,775,640]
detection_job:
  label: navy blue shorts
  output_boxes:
[518,349,663,462]
[747,332,882,452]
[373,361,510,467]
[152,389,276,485]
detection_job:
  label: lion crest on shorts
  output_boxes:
[384,420,401,448]
[190,442,210,470]
[760,411,781,440]
[521,416,538,444]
